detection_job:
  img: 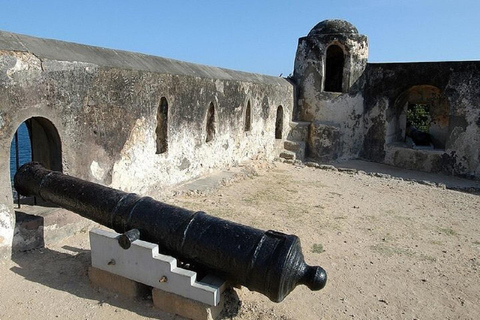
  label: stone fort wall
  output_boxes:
[292,20,480,179]
[0,31,294,257]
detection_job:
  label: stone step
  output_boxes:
[279,150,296,160]
[284,140,306,161]
[284,140,304,152]
[14,204,95,252]
[287,121,310,142]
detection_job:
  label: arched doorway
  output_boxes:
[10,117,62,204]
[324,45,345,93]
[275,106,284,139]
[9,117,62,251]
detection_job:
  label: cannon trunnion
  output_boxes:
[14,162,327,302]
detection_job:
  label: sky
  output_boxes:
[0,1,478,77]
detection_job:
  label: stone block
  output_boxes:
[152,288,224,320]
[287,121,310,142]
[384,145,444,173]
[279,150,296,160]
[284,140,299,152]
[12,207,94,252]
[88,266,150,298]
[284,140,306,161]
[308,121,341,162]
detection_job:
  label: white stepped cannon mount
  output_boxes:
[89,228,226,306]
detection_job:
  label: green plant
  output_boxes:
[407,103,431,132]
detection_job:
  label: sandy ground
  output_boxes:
[0,161,479,319]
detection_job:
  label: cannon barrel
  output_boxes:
[14,162,327,302]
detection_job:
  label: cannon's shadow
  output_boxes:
[10,245,240,319]
[10,245,168,318]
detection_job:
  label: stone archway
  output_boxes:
[387,85,449,149]
[10,117,62,203]
[8,116,62,251]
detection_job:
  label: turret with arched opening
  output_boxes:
[293,19,368,120]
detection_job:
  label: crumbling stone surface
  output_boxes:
[293,20,480,178]
[0,30,294,255]
[293,20,368,122]
[308,121,341,162]
[364,62,480,176]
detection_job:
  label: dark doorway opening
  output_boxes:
[10,117,62,205]
[10,117,63,251]
[324,45,344,93]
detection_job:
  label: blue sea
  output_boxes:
[10,123,32,188]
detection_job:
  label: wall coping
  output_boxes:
[0,30,289,86]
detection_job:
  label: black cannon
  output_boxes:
[14,162,327,302]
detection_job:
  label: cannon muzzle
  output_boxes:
[14,162,327,302]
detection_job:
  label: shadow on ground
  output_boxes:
[10,245,174,319]
[10,244,240,319]
[331,159,480,194]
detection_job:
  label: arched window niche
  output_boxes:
[244,100,252,132]
[205,102,216,143]
[387,85,449,150]
[156,97,168,154]
[324,44,345,93]
[275,105,284,139]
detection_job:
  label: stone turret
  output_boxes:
[293,19,368,121]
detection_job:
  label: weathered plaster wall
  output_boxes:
[0,31,293,257]
[293,20,479,178]
[292,20,368,161]
[306,91,365,161]
[363,62,480,177]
